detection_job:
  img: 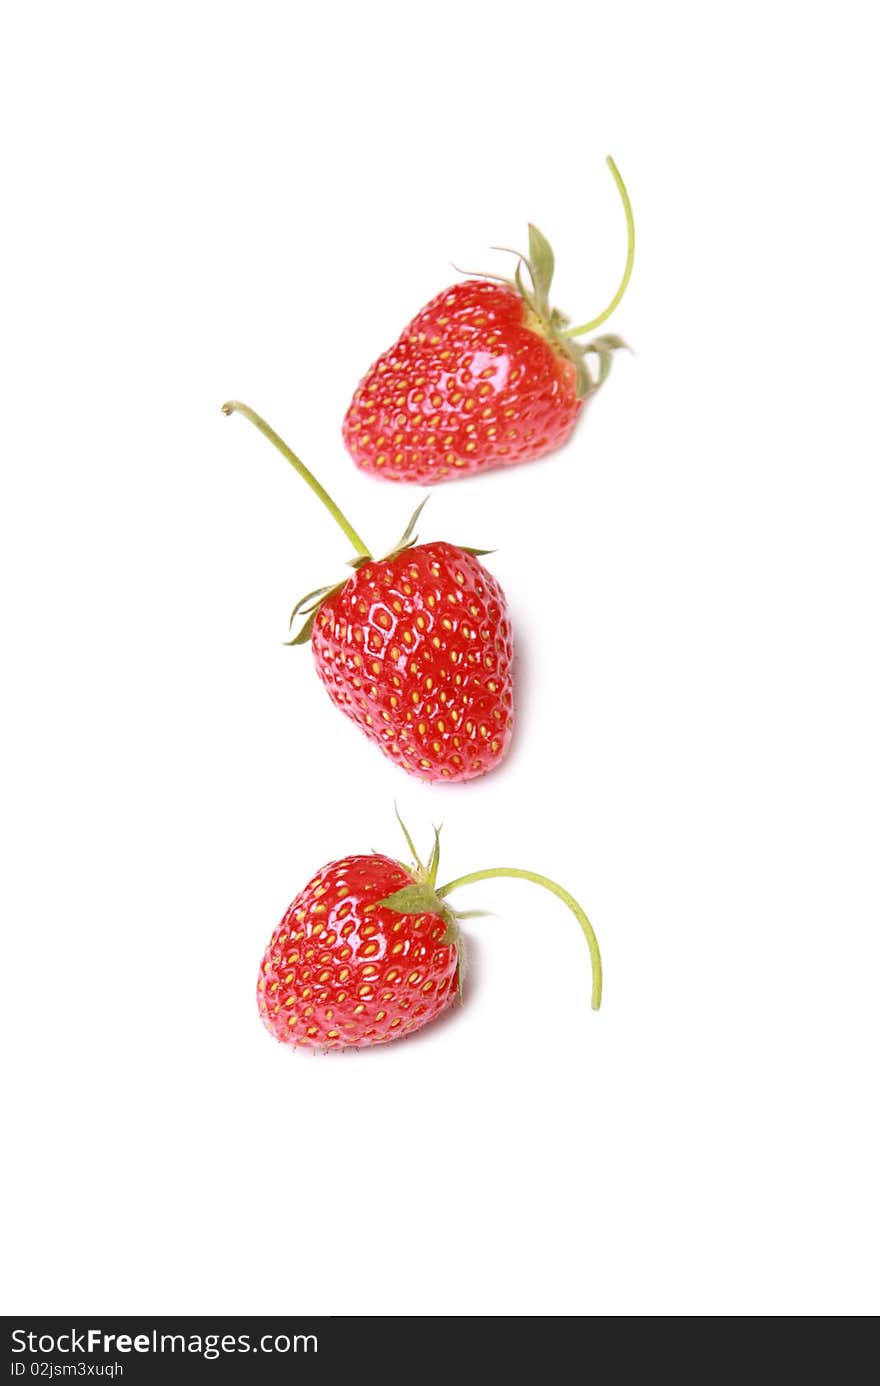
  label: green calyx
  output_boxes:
[284,497,492,645]
[222,402,492,645]
[381,808,458,942]
[284,499,428,645]
[377,812,603,1011]
[379,810,465,995]
[467,155,635,401]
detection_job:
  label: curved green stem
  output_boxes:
[221,401,372,558]
[560,155,635,339]
[437,868,602,1010]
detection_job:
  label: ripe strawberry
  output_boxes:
[343,156,635,484]
[312,541,512,782]
[257,819,602,1051]
[222,402,513,781]
[258,853,459,1049]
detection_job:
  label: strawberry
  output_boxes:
[312,541,513,781]
[257,817,602,1050]
[222,402,513,781]
[343,156,635,484]
[258,852,459,1049]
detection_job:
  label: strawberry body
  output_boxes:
[343,280,583,484]
[258,854,459,1049]
[311,541,513,782]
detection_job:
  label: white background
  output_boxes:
[2,1,878,1317]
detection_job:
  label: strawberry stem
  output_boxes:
[221,401,372,559]
[437,867,603,1010]
[560,155,635,340]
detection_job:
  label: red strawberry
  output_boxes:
[222,402,513,781]
[258,853,459,1049]
[343,156,635,484]
[257,820,602,1051]
[312,541,513,782]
